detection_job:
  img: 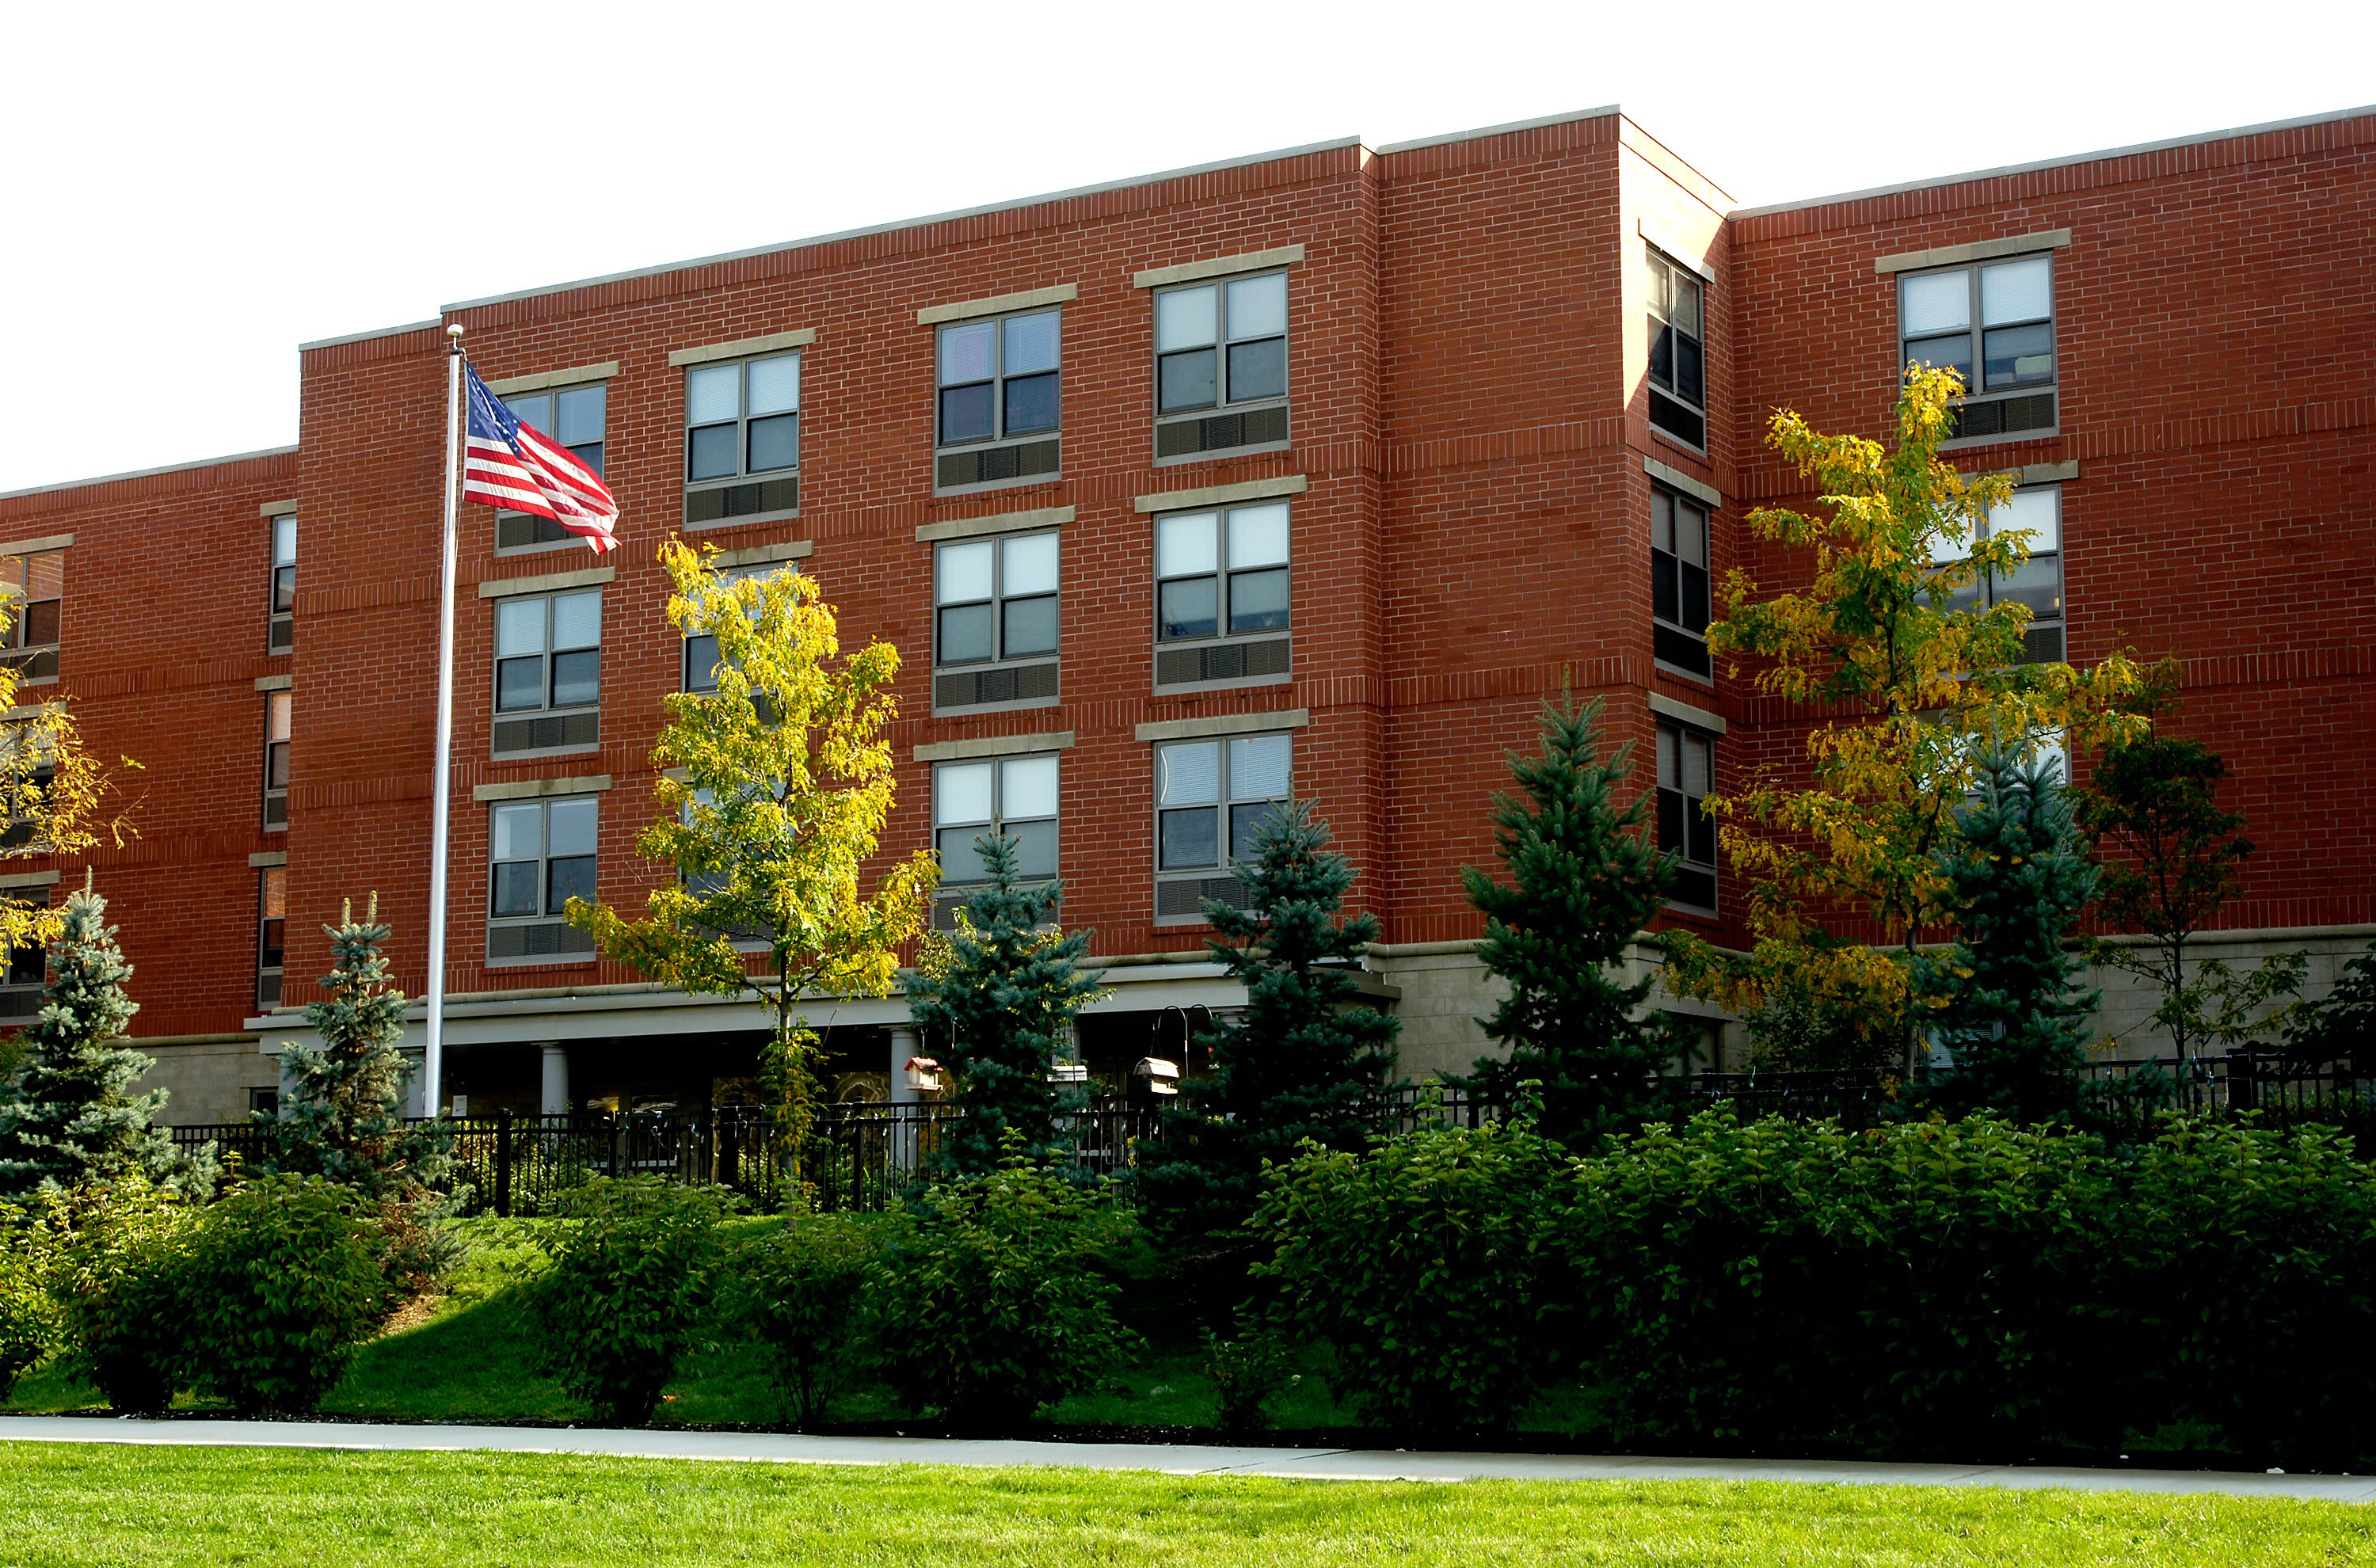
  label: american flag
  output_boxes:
[462,363,619,553]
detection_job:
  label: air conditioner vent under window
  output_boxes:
[1156,874,1251,919]
[1950,394,2054,443]
[492,710,600,757]
[1155,637,1290,689]
[488,921,597,962]
[255,974,282,1010]
[268,616,293,653]
[934,660,1059,711]
[262,796,287,830]
[1156,405,1289,460]
[0,983,42,1025]
[1668,866,1717,913]
[684,476,798,527]
[936,439,1060,491]
[497,512,575,551]
[1653,626,1712,678]
[1649,390,1704,448]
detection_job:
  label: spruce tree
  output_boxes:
[0,880,206,1201]
[1139,799,1399,1243]
[264,893,442,1199]
[907,834,1099,1178]
[1460,697,1677,1145]
[1915,750,2100,1121]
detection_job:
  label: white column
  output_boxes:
[539,1042,570,1116]
[402,1049,428,1117]
[888,1027,921,1106]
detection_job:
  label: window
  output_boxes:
[493,589,600,757]
[1153,272,1289,460]
[932,532,1059,710]
[933,754,1059,904]
[682,565,787,695]
[1153,501,1291,689]
[262,690,291,830]
[268,514,295,650]
[1645,248,1706,448]
[496,384,606,550]
[1651,488,1713,679]
[934,310,1060,492]
[684,352,799,526]
[0,889,45,1026]
[1929,486,2066,663]
[488,796,599,963]
[1656,722,1717,914]
[1899,253,2056,443]
[1153,733,1290,919]
[248,1086,279,1116]
[0,551,63,682]
[257,866,286,1009]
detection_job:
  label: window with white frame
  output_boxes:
[1153,501,1290,690]
[0,550,63,683]
[932,531,1058,711]
[262,690,291,830]
[1153,271,1289,460]
[497,384,607,550]
[1927,486,2066,664]
[1645,247,1706,448]
[1651,486,1712,679]
[1153,733,1290,919]
[268,513,295,651]
[488,796,599,963]
[256,866,286,1009]
[1656,721,1717,914]
[932,754,1059,917]
[684,352,799,526]
[682,564,790,695]
[0,885,48,1026]
[935,310,1060,492]
[493,589,601,757]
[1899,253,2057,443]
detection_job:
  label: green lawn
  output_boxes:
[6,1444,2372,1566]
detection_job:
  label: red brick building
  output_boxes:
[4,105,2370,1121]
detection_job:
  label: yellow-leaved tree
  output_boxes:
[565,542,936,1185]
[1663,367,2144,1077]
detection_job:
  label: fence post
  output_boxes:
[495,1107,513,1219]
[611,1113,626,1179]
[2226,1049,2258,1116]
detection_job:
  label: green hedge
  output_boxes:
[1254,1110,2376,1461]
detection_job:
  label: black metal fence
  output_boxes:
[165,1050,2376,1212]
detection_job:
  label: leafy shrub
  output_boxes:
[181,1175,390,1415]
[51,1178,200,1415]
[866,1156,1140,1427]
[732,1213,880,1423]
[1251,1119,1574,1429]
[528,1178,735,1425]
[1200,1324,1299,1434]
[0,1205,60,1400]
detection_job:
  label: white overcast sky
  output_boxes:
[3,0,2369,494]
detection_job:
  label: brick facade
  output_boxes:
[6,106,2370,1117]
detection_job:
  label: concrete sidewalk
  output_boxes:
[4,1415,2371,1502]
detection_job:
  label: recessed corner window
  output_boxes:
[684,352,799,527]
[1152,501,1291,691]
[256,867,286,1009]
[935,310,1061,493]
[268,514,295,650]
[488,795,599,964]
[1153,271,1289,461]
[1645,247,1706,449]
[1656,722,1716,914]
[262,690,291,830]
[1900,253,2057,443]
[1153,732,1289,921]
[932,531,1060,712]
[497,384,606,550]
[1651,488,1712,679]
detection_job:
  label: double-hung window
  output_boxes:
[0,551,63,682]
[1153,502,1290,690]
[1645,247,1707,449]
[682,564,787,695]
[262,691,291,829]
[1651,488,1713,679]
[0,886,47,1026]
[496,384,606,550]
[268,513,295,651]
[1656,721,1717,914]
[931,754,1059,922]
[1900,254,2057,443]
[1153,733,1290,919]
[493,589,601,758]
[256,867,286,1009]
[488,795,599,963]
[935,310,1061,492]
[1929,486,2066,663]
[932,531,1058,711]
[685,352,800,526]
[1153,272,1289,460]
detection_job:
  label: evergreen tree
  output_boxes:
[1139,800,1399,1244]
[0,881,207,1201]
[1914,750,2100,1121]
[907,834,1099,1178]
[263,894,444,1200]
[1459,698,1677,1145]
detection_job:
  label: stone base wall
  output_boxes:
[130,1037,274,1126]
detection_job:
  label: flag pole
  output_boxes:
[425,322,465,1117]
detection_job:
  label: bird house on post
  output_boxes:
[903,1056,942,1094]
[1131,1056,1180,1098]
